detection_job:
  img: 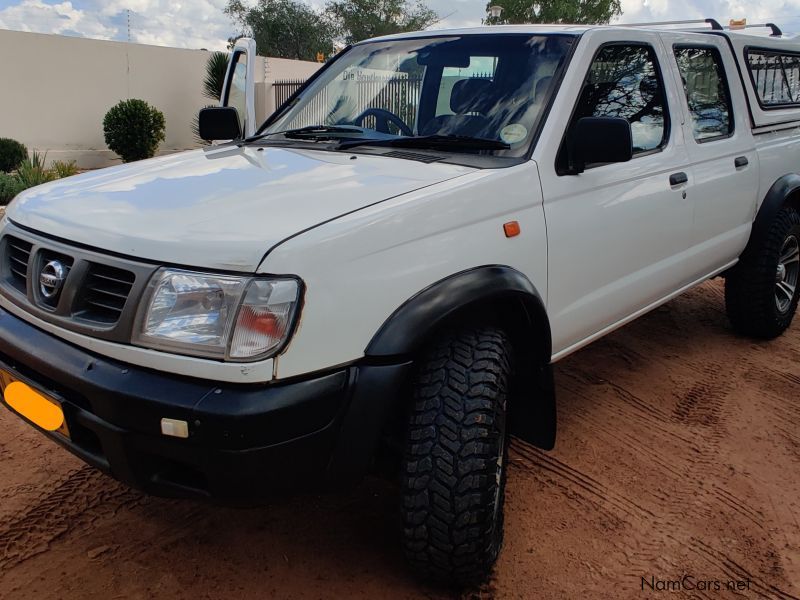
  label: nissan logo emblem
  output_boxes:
[39,260,67,300]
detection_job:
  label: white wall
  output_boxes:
[0,29,321,168]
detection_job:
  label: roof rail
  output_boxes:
[739,22,783,36]
[620,18,723,30]
[620,18,784,37]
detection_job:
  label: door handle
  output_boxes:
[669,172,688,186]
[735,156,749,168]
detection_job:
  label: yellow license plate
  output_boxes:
[0,369,70,437]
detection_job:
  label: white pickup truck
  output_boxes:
[1,19,798,585]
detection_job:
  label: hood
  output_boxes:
[6,146,474,272]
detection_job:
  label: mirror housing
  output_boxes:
[567,117,632,174]
[199,107,242,141]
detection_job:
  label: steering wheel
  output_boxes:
[353,108,413,136]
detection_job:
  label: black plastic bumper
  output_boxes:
[0,307,411,501]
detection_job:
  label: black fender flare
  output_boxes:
[741,174,800,262]
[366,265,557,450]
[367,265,551,360]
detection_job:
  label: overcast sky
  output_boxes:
[1,0,799,51]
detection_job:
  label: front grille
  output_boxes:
[75,263,136,324]
[37,249,74,309]
[0,228,156,343]
[5,236,33,293]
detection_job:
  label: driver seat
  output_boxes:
[421,78,492,137]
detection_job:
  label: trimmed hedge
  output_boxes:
[103,99,166,163]
[0,138,28,173]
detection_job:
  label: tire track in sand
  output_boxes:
[0,466,140,570]
[516,325,794,593]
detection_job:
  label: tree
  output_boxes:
[226,0,336,62]
[326,0,438,45]
[484,0,621,25]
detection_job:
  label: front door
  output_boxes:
[536,30,695,358]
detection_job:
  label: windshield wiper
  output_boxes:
[338,135,511,151]
[244,125,367,143]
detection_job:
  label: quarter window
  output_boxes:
[674,46,733,141]
[747,49,800,107]
[572,44,668,154]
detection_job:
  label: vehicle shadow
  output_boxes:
[103,476,460,599]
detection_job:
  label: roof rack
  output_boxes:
[620,18,723,30]
[742,23,783,36]
[619,18,783,36]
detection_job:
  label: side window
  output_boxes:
[747,49,800,107]
[674,46,733,141]
[226,51,248,132]
[572,44,668,154]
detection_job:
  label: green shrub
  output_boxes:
[0,152,82,205]
[103,99,166,163]
[0,173,25,205]
[51,159,79,178]
[16,151,56,188]
[0,138,28,173]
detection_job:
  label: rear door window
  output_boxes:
[674,46,733,141]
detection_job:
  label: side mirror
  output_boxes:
[199,107,242,141]
[567,117,632,174]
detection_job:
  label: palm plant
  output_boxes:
[193,51,231,145]
[203,51,231,100]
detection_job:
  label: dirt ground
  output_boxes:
[0,279,799,599]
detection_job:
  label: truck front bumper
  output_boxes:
[0,307,411,502]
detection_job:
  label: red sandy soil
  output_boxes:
[0,279,799,599]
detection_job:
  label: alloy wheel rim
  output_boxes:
[776,234,799,314]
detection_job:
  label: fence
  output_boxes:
[272,72,494,131]
[274,75,424,129]
[274,79,306,107]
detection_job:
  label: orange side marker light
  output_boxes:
[503,221,521,238]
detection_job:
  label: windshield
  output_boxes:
[261,34,576,157]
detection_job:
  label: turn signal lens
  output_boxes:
[229,279,299,359]
[503,221,521,237]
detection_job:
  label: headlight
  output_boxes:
[133,269,301,361]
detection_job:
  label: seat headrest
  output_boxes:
[450,78,492,114]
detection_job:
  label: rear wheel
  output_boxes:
[726,206,800,338]
[400,325,512,586]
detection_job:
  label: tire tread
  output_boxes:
[726,206,800,339]
[400,326,511,585]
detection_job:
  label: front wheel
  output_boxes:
[400,326,512,586]
[726,206,800,338]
